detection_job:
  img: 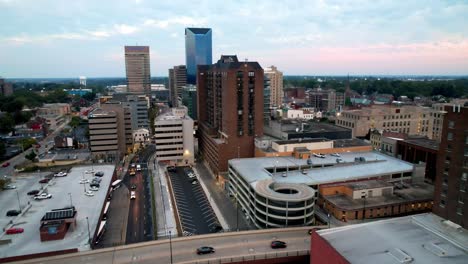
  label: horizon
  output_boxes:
[1,0,468,77]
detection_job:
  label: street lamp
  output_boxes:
[68,193,73,208]
[327,213,331,229]
[362,194,367,220]
[16,190,21,211]
[169,230,173,264]
[86,216,91,245]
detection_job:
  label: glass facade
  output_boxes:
[185,28,212,84]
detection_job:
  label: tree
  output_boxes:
[25,150,37,161]
[0,114,15,134]
[0,141,6,157]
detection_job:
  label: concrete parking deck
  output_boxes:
[0,165,115,258]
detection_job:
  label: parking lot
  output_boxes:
[0,165,115,258]
[168,167,221,236]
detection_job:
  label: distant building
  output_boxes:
[185,28,212,84]
[397,137,439,183]
[264,66,283,107]
[307,88,345,112]
[283,87,306,104]
[336,105,432,138]
[168,65,187,107]
[198,55,264,178]
[264,74,271,126]
[154,107,194,165]
[102,94,150,130]
[36,103,70,131]
[181,85,197,120]
[79,76,87,87]
[0,78,13,96]
[125,46,151,94]
[433,105,467,229]
[311,213,468,264]
[151,84,169,103]
[265,120,351,140]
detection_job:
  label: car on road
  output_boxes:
[90,186,99,191]
[136,164,141,171]
[191,180,198,185]
[3,184,16,190]
[330,153,341,157]
[130,163,136,168]
[34,193,52,200]
[188,173,196,178]
[131,184,137,189]
[39,178,50,184]
[90,182,100,188]
[27,190,40,196]
[196,246,215,255]
[2,162,10,167]
[95,171,104,177]
[85,190,94,197]
[6,210,21,216]
[271,240,287,249]
[6,227,24,235]
[130,191,136,200]
[54,171,67,177]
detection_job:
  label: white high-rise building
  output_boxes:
[264,66,283,107]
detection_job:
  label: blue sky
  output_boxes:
[1,0,468,77]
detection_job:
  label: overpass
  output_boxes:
[12,227,312,264]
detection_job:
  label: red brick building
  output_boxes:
[433,105,468,228]
[197,55,264,180]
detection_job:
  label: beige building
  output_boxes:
[336,105,432,138]
[168,65,187,107]
[264,66,283,107]
[125,46,151,94]
[89,102,133,160]
[429,100,468,142]
[154,107,194,166]
[36,103,71,130]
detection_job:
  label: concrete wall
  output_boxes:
[272,141,333,152]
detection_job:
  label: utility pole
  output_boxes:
[16,190,21,211]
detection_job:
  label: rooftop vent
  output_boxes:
[387,248,413,263]
[423,242,448,257]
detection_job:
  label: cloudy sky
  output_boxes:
[1,0,468,77]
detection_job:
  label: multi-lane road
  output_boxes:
[14,227,311,264]
[124,145,155,244]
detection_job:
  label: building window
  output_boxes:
[440,200,446,207]
[448,132,453,141]
[448,120,455,129]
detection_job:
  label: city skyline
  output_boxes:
[1,0,468,77]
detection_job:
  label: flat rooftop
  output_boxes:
[317,213,468,263]
[0,165,115,258]
[275,138,330,145]
[281,121,350,133]
[229,151,414,187]
[402,137,439,151]
[325,182,434,210]
[333,138,370,148]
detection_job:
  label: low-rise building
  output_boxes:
[228,151,419,229]
[265,120,352,140]
[154,107,194,166]
[397,137,439,183]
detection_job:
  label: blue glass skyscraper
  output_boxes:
[185,28,212,84]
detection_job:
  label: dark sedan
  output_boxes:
[196,246,215,255]
[6,210,21,217]
[39,178,50,184]
[271,240,287,249]
[27,190,40,196]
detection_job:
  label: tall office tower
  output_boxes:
[168,65,187,107]
[433,105,467,228]
[198,55,264,178]
[185,28,212,84]
[125,46,151,94]
[264,66,283,107]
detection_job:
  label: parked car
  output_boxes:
[3,184,16,190]
[130,191,136,200]
[95,171,104,177]
[196,246,215,255]
[2,162,10,167]
[191,180,198,185]
[34,193,52,200]
[90,183,100,188]
[131,184,137,189]
[27,190,40,196]
[39,178,50,184]
[90,186,99,192]
[54,171,67,177]
[271,240,287,249]
[92,177,102,183]
[6,227,24,235]
[6,210,21,217]
[188,173,196,178]
[79,179,90,184]
[85,191,94,197]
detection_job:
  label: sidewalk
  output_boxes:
[194,162,254,231]
[148,155,178,238]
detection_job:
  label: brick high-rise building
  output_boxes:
[125,46,151,94]
[264,66,283,107]
[197,55,264,179]
[168,65,187,107]
[433,105,468,228]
